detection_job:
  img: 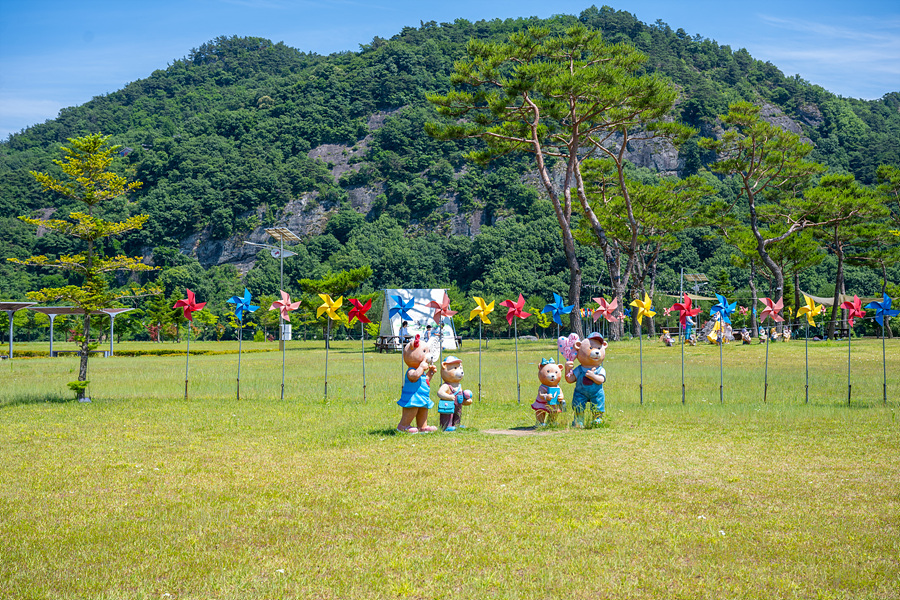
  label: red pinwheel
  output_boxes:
[592,297,621,322]
[671,294,701,328]
[348,298,372,324]
[173,289,206,321]
[840,295,865,327]
[172,288,206,400]
[500,294,531,325]
[759,297,785,323]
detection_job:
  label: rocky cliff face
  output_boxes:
[177,102,811,273]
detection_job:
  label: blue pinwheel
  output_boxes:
[542,293,574,326]
[711,293,737,324]
[226,289,258,400]
[227,289,259,321]
[710,293,736,403]
[865,293,899,403]
[389,295,414,322]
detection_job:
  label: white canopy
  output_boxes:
[379,289,458,350]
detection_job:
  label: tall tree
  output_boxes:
[8,134,156,400]
[803,174,888,337]
[427,24,692,336]
[699,102,825,304]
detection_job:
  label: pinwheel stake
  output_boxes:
[469,297,494,402]
[543,293,574,363]
[173,289,206,400]
[759,297,785,403]
[629,294,656,405]
[428,292,457,366]
[270,290,300,400]
[347,298,372,402]
[318,294,343,402]
[797,294,824,404]
[389,295,415,374]
[865,294,899,404]
[227,289,258,401]
[671,294,701,405]
[500,294,531,404]
[593,297,621,345]
[840,296,865,406]
[711,293,737,404]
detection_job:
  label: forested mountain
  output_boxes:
[2,5,899,338]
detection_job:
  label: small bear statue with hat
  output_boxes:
[436,355,472,431]
[564,332,608,428]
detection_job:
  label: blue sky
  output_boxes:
[1,0,898,139]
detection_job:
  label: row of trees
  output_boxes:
[427,24,900,339]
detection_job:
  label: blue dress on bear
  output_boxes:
[398,368,434,408]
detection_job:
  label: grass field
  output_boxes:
[1,337,898,599]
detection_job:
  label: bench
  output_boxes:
[51,349,109,358]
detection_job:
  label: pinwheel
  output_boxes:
[671,294,702,404]
[348,298,373,402]
[500,294,531,404]
[543,293,574,363]
[317,294,344,401]
[389,295,415,373]
[865,293,900,403]
[629,293,656,405]
[592,297,620,340]
[469,296,494,402]
[428,292,457,364]
[270,291,301,400]
[758,297,784,403]
[840,295,866,405]
[796,294,825,403]
[227,289,259,400]
[173,289,206,400]
[710,293,737,404]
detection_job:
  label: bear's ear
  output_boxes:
[573,340,583,351]
[602,340,608,349]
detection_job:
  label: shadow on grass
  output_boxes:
[0,394,73,409]
[368,427,399,436]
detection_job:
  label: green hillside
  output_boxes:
[1,6,899,338]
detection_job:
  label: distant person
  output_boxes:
[423,324,433,342]
[399,321,410,344]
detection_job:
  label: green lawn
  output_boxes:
[1,337,898,599]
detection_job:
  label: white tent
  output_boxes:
[379,289,459,350]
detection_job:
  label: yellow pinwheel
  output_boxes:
[796,294,824,326]
[469,296,495,324]
[629,293,656,325]
[317,294,343,320]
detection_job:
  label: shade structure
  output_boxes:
[1,302,36,358]
[27,306,119,357]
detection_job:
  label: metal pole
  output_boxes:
[324,317,330,401]
[49,314,56,357]
[805,323,809,404]
[279,236,284,352]
[185,327,190,400]
[7,310,13,359]
[639,323,644,405]
[764,330,769,403]
[237,320,243,401]
[847,331,851,406]
[882,318,888,405]
[680,319,685,405]
[478,320,482,402]
[361,321,367,403]
[719,320,723,404]
[514,319,520,404]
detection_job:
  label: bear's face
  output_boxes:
[538,362,562,386]
[574,337,607,368]
[440,360,464,384]
[403,335,429,369]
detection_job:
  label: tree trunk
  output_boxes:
[748,261,759,334]
[78,313,90,400]
[826,233,844,339]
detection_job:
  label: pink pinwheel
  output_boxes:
[839,295,866,405]
[428,291,458,322]
[348,298,372,324]
[173,289,206,321]
[500,294,531,325]
[840,295,865,327]
[671,294,701,328]
[759,297,785,323]
[592,297,620,323]
[173,289,206,400]
[270,290,301,320]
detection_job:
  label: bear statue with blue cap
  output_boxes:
[564,332,608,428]
[437,355,472,431]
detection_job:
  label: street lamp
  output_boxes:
[243,227,301,350]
